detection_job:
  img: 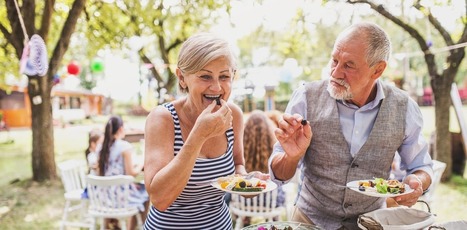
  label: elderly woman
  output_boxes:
[143,33,247,229]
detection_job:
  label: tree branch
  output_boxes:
[21,0,36,38]
[348,1,430,49]
[458,2,467,44]
[166,38,183,53]
[139,51,164,87]
[346,0,438,77]
[39,0,55,42]
[5,0,23,57]
[0,23,12,44]
[413,2,454,46]
[49,0,86,87]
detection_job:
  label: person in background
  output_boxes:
[241,110,286,225]
[144,33,259,229]
[98,115,148,230]
[268,22,433,229]
[85,129,103,175]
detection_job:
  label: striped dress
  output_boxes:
[144,103,235,230]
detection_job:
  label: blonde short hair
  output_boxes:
[177,33,237,93]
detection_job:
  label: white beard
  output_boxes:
[327,78,352,100]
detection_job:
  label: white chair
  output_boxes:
[419,160,447,206]
[58,159,92,230]
[86,175,143,230]
[229,189,285,230]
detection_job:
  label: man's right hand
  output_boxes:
[274,113,312,161]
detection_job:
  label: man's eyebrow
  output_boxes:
[346,60,356,67]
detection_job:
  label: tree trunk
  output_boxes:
[432,76,452,181]
[28,76,56,181]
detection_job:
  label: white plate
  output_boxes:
[211,180,277,196]
[346,179,414,198]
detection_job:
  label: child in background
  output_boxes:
[241,110,286,225]
[85,129,103,175]
[98,115,148,230]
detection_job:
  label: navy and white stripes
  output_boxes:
[144,103,235,229]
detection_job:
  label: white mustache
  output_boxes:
[330,78,349,88]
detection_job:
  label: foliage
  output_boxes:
[77,0,232,98]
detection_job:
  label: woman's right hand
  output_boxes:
[193,99,232,140]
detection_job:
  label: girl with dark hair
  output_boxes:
[85,129,103,175]
[98,115,148,230]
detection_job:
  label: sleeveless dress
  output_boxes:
[144,103,235,230]
[104,139,149,212]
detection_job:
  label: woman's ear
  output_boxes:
[176,68,187,89]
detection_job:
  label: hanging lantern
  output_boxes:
[21,34,49,77]
[67,61,80,75]
[90,58,104,73]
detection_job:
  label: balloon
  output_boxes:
[90,58,104,73]
[53,74,60,85]
[67,61,80,75]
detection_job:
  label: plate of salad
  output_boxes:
[346,178,414,198]
[211,175,277,195]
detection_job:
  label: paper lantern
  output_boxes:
[67,61,80,75]
[90,58,104,73]
[21,34,49,76]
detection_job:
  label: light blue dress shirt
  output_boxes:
[269,80,433,184]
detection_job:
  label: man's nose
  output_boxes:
[331,65,344,79]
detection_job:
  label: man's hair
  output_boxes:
[340,22,392,67]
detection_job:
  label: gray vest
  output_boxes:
[297,80,408,229]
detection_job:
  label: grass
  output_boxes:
[0,108,466,228]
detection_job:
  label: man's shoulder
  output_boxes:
[380,81,409,98]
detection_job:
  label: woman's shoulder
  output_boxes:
[146,103,177,123]
[145,102,179,137]
[227,101,243,116]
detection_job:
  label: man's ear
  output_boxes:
[371,61,387,79]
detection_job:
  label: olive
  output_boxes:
[239,181,246,188]
[359,185,366,191]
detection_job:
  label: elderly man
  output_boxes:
[269,22,433,229]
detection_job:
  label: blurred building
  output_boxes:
[0,86,105,128]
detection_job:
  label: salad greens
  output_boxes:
[374,178,388,194]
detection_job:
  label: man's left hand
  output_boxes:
[394,174,423,207]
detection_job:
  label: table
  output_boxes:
[241,221,322,230]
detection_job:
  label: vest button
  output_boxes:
[344,203,352,208]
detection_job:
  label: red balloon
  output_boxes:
[67,62,80,75]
